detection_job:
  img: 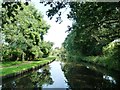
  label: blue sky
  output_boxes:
[30,0,72,48]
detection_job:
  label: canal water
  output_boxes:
[1,60,120,90]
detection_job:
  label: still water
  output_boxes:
[1,60,120,89]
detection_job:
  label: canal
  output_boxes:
[1,60,120,89]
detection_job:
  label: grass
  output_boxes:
[67,55,120,71]
[0,56,56,77]
[37,56,56,61]
[1,61,24,67]
[83,56,107,66]
[82,55,120,71]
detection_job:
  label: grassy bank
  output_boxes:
[82,56,120,71]
[65,55,120,71]
[0,56,56,77]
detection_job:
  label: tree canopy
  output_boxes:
[1,1,120,70]
[1,2,53,61]
[41,1,120,69]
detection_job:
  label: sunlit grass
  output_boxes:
[0,56,56,77]
[1,61,24,67]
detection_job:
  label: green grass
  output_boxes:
[36,56,56,61]
[1,61,24,67]
[82,55,120,71]
[67,55,120,71]
[0,56,56,77]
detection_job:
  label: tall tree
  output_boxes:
[1,2,52,61]
[61,2,120,57]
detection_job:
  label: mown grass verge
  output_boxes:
[0,56,56,67]
[1,61,25,67]
[0,56,56,78]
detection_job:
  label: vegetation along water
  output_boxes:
[0,0,120,89]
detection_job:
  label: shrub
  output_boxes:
[30,46,43,59]
[103,39,120,60]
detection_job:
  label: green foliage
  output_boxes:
[1,59,54,76]
[1,2,53,61]
[62,2,120,62]
[49,2,120,70]
[43,1,120,56]
[30,45,43,59]
[41,41,54,58]
[103,40,120,60]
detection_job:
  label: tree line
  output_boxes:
[1,1,120,70]
[1,2,53,61]
[42,1,120,70]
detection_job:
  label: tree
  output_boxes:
[1,2,51,61]
[2,1,120,62]
[41,41,54,58]
[61,2,120,57]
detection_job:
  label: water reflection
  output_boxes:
[2,65,53,89]
[1,61,120,89]
[42,61,69,88]
[62,62,120,89]
[103,75,116,84]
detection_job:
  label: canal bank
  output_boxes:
[81,56,120,72]
[62,61,120,89]
[1,60,120,89]
[0,57,56,79]
[65,55,120,72]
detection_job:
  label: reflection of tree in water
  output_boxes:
[29,65,53,88]
[2,65,53,90]
[62,63,118,89]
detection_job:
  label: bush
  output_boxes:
[7,48,23,61]
[103,40,120,60]
[30,46,43,59]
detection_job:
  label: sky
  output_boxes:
[30,0,72,48]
